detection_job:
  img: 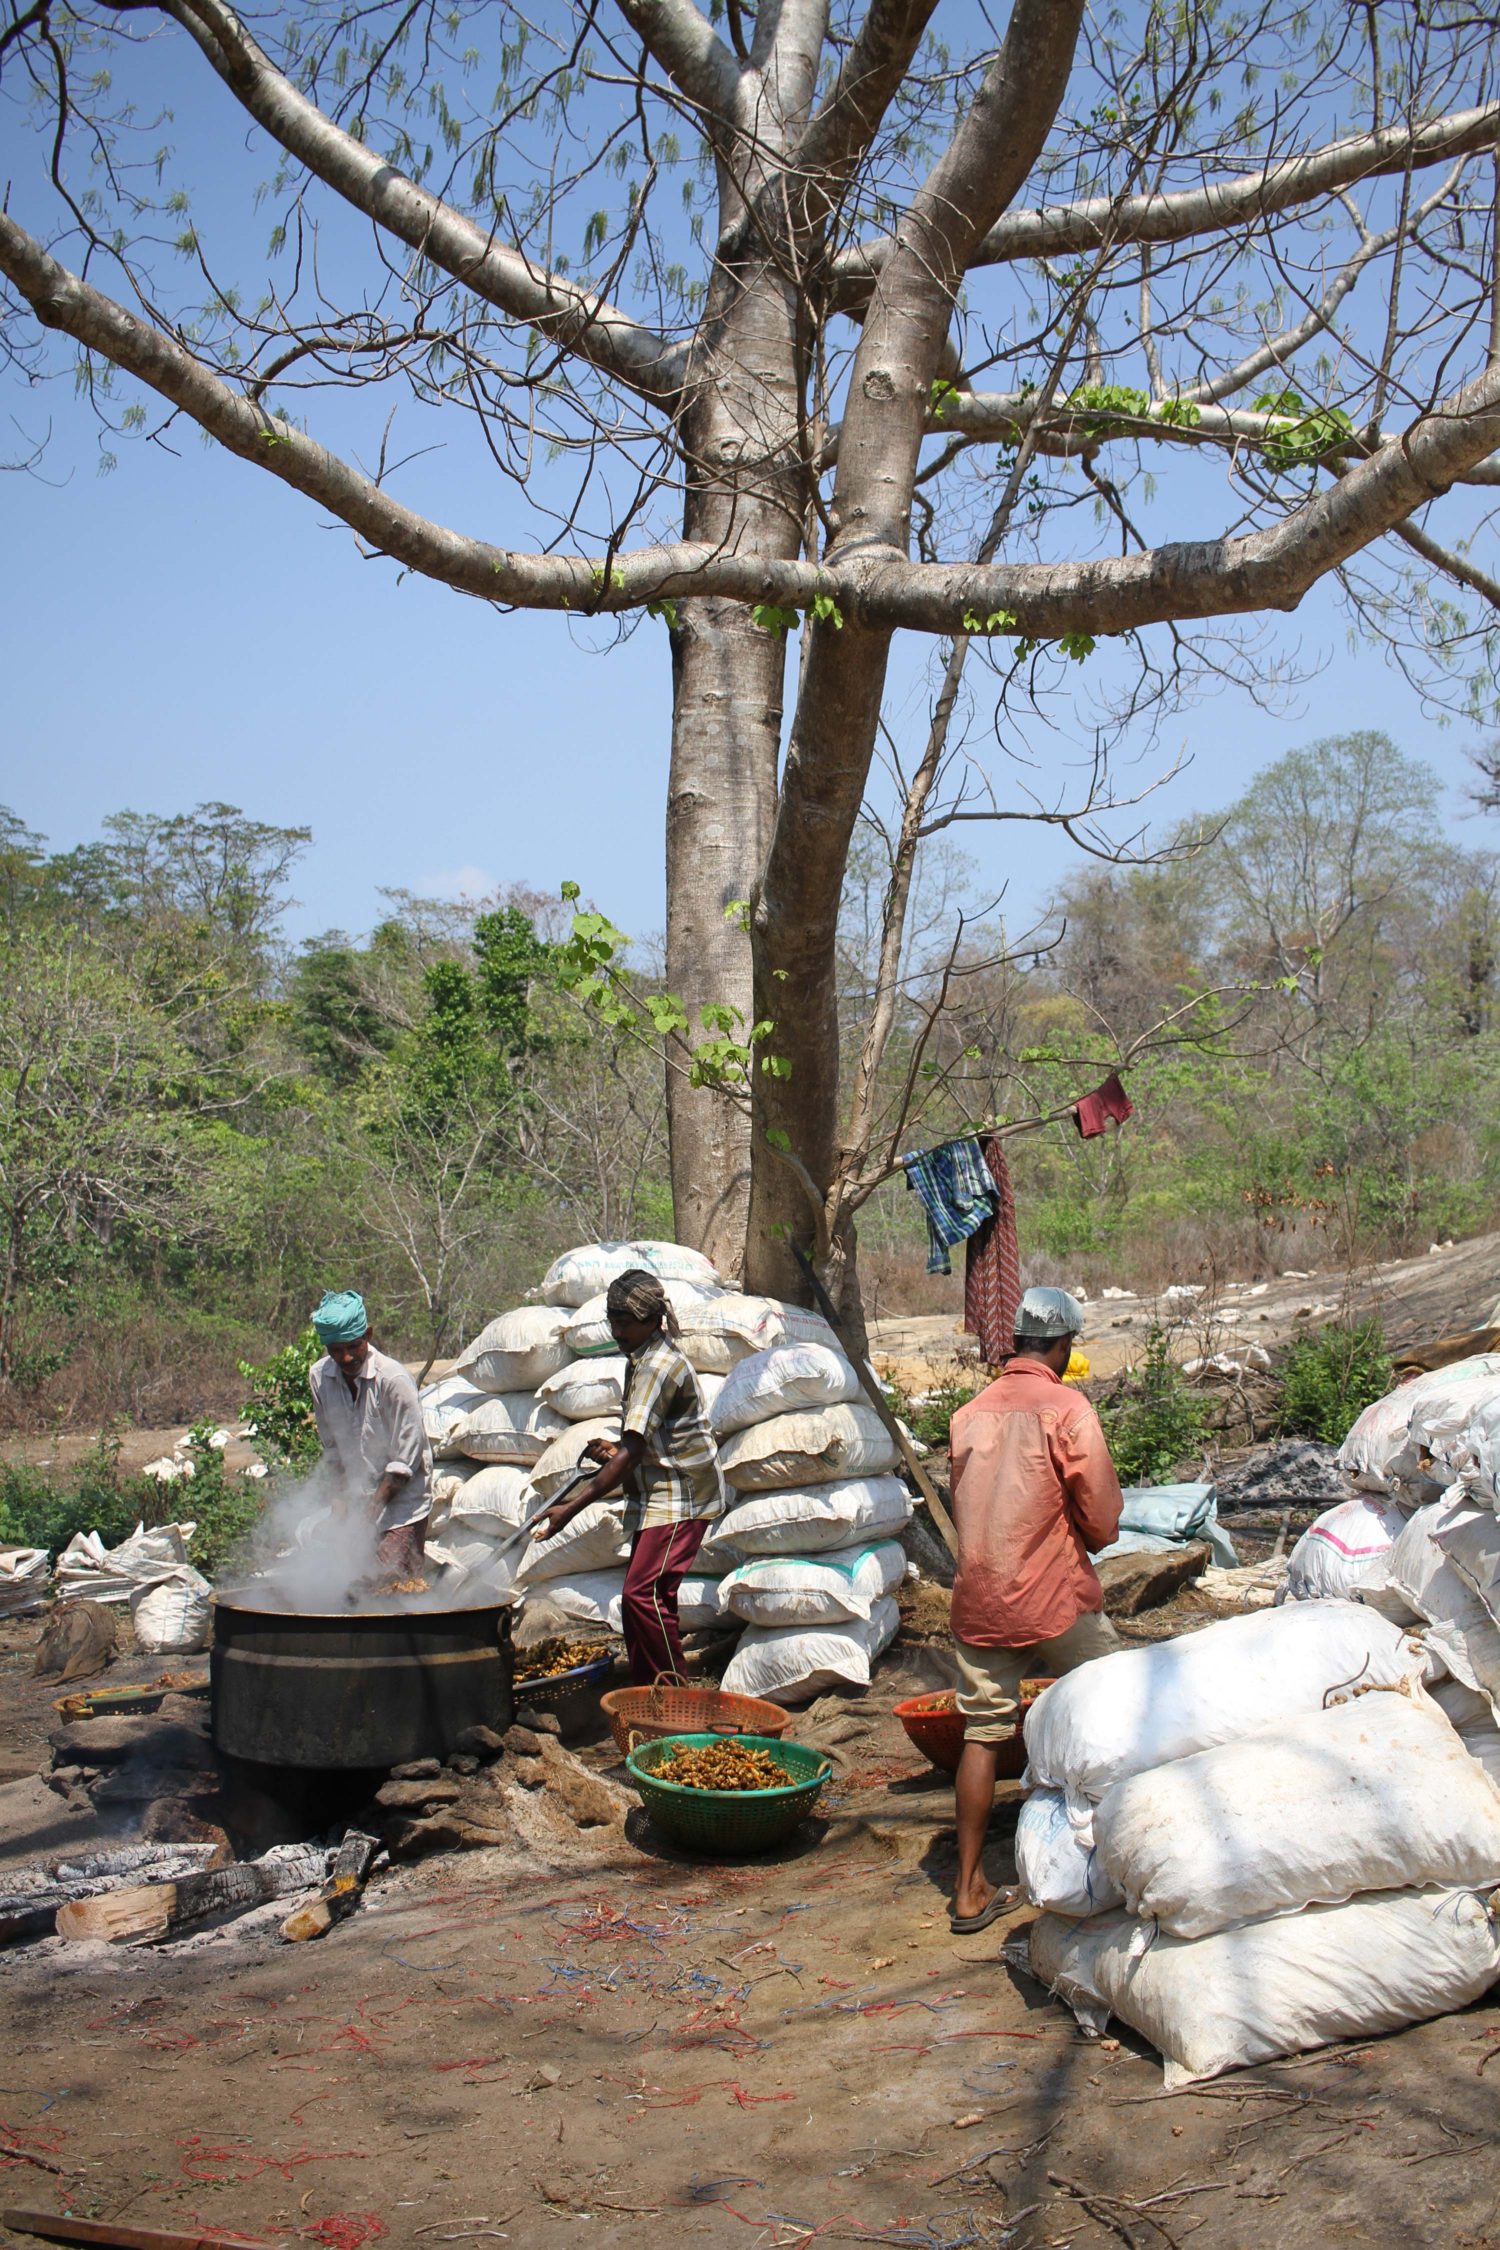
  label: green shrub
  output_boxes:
[239,1328,322,1473]
[885,1372,984,1452]
[1275,1318,1392,1445]
[1099,1325,1213,1485]
[0,1421,267,1575]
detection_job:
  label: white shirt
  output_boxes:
[309,1345,433,1528]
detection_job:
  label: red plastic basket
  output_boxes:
[601,1682,791,1757]
[894,1677,1056,1778]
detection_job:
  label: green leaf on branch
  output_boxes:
[752,603,800,638]
[810,593,843,629]
[723,899,751,930]
[700,1001,743,1035]
[589,561,628,595]
[930,377,959,421]
[764,1126,792,1153]
[962,607,1018,635]
[1252,388,1354,467]
[760,1052,792,1079]
[1059,630,1097,662]
[644,992,690,1036]
[647,597,679,628]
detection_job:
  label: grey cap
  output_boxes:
[1015,1285,1085,1340]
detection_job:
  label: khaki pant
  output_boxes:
[953,1608,1121,1743]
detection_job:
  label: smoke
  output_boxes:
[217,1463,518,1615]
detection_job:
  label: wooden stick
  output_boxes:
[4,2213,270,2250]
[280,1830,379,1943]
[792,1244,960,1558]
[55,1845,329,1946]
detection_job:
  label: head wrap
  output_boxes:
[605,1268,679,1337]
[311,1289,369,1344]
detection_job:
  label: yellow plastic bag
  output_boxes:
[1064,1348,1091,1384]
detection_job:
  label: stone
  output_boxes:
[375,1776,463,1813]
[389,1758,444,1781]
[501,1723,550,1758]
[1097,1541,1210,1618]
[455,1724,507,1759]
[383,1809,514,1861]
[531,1739,628,1830]
[446,1753,480,1775]
[92,1764,220,1808]
[140,1799,233,1859]
[512,1704,562,1737]
[49,1715,216,1770]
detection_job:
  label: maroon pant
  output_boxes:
[621,1520,707,1686]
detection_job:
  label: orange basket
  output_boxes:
[601,1682,791,1757]
[894,1677,1056,1778]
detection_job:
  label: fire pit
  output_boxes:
[211,1596,516,1770]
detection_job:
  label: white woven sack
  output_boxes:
[0,1547,49,1616]
[678,1573,726,1631]
[711,1344,862,1437]
[539,1240,725,1308]
[430,1460,479,1516]
[1357,1491,1500,1697]
[539,1569,626,1631]
[1281,1495,1406,1603]
[536,1355,630,1421]
[1032,1887,1500,2091]
[449,1393,566,1466]
[562,1284,719,1359]
[1338,1356,1500,1494]
[529,1418,619,1501]
[710,1475,912,1557]
[721,1594,899,1705]
[454,1305,571,1392]
[1407,1367,1500,1488]
[1015,1789,1124,1919]
[1439,1507,1500,1630]
[719,1402,899,1492]
[447,1463,535,1529]
[429,1530,520,1598]
[130,1565,212,1654]
[1092,1690,1500,1940]
[720,1541,906,1626]
[515,1498,630,1584]
[1430,1676,1500,1786]
[1453,1389,1500,1507]
[420,1374,490,1457]
[1023,1599,1430,1801]
[667,1294,843,1376]
[55,1522,194,1605]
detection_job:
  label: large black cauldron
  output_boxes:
[211,1597,515,1769]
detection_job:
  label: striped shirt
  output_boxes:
[619,1333,726,1533]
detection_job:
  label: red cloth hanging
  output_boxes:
[1074,1070,1133,1139]
[964,1134,1022,1368]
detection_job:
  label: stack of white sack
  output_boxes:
[421,1241,738,1622]
[1338,1354,1500,1502]
[1017,1602,1500,2084]
[690,1340,911,1702]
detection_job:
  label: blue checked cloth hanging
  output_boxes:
[902,1138,999,1274]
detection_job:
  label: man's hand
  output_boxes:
[581,1437,617,1465]
[532,1495,596,1541]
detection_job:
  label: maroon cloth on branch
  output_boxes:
[964,1135,1023,1369]
[1073,1071,1134,1139]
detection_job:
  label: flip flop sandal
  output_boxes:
[949,1886,1020,1934]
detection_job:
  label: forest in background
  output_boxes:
[3,723,1500,1429]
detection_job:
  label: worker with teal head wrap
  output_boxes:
[308,1289,432,1577]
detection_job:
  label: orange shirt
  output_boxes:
[948,1359,1123,1648]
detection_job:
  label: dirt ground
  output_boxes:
[2,1607,1499,2250]
[868,1227,1500,1389]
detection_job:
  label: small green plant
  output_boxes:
[1275,1318,1392,1445]
[0,1432,145,1553]
[884,1372,983,1452]
[172,1420,269,1574]
[1099,1325,1213,1484]
[239,1328,323,1473]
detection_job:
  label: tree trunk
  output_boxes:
[664,599,783,1275]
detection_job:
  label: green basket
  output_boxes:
[625,1732,833,1857]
